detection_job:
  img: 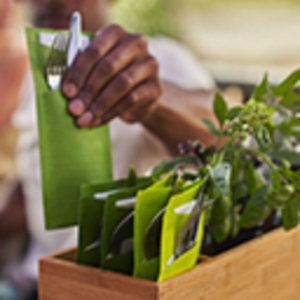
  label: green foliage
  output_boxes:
[209,163,232,196]
[212,216,231,243]
[213,93,228,129]
[209,196,231,226]
[150,156,195,179]
[239,186,272,229]
[253,74,270,102]
[156,68,300,249]
[202,119,221,136]
[244,162,265,196]
[149,68,300,250]
[281,198,299,230]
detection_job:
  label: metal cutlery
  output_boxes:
[46,11,82,90]
[46,33,68,90]
[67,11,82,68]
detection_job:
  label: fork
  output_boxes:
[46,33,69,90]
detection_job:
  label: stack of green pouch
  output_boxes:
[134,176,207,282]
[26,27,112,230]
[77,170,207,281]
[76,170,153,269]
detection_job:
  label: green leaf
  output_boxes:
[266,185,295,208]
[212,216,231,244]
[281,198,299,230]
[279,117,300,139]
[244,162,265,196]
[213,92,228,128]
[280,92,300,112]
[227,106,243,121]
[202,119,221,136]
[289,117,300,140]
[274,106,291,124]
[210,163,232,196]
[232,183,249,202]
[209,196,231,226]
[150,156,194,178]
[230,209,240,238]
[173,177,185,194]
[255,126,272,150]
[239,185,272,229]
[273,69,300,96]
[225,148,242,184]
[268,150,300,166]
[253,73,270,102]
[127,166,137,187]
[269,170,284,189]
[284,170,300,185]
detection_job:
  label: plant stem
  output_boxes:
[240,147,289,184]
[239,147,277,170]
[215,132,223,150]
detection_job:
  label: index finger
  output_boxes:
[62,24,126,98]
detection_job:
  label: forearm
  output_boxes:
[142,102,218,155]
[141,81,219,155]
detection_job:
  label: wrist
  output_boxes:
[141,101,165,127]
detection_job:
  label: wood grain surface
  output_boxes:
[39,227,300,300]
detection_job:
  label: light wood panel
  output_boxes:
[39,227,300,300]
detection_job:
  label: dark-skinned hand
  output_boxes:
[62,24,162,128]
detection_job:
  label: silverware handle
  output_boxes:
[67,11,82,67]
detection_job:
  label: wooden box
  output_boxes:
[39,227,300,300]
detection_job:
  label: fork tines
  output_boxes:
[47,33,69,90]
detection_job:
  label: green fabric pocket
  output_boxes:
[158,180,206,282]
[100,188,142,275]
[26,27,113,229]
[134,185,173,281]
[76,174,152,267]
[76,188,103,268]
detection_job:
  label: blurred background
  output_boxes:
[0,0,28,274]
[4,0,300,99]
[109,0,300,99]
[1,0,300,262]
[2,0,300,278]
[0,0,300,298]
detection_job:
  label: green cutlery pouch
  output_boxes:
[158,180,206,282]
[76,175,152,267]
[100,188,144,275]
[26,27,112,229]
[133,174,175,281]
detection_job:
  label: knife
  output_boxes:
[67,11,82,68]
[166,179,213,266]
[166,198,215,267]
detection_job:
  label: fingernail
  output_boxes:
[63,83,77,97]
[77,112,93,128]
[69,99,84,116]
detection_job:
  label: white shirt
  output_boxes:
[9,36,214,286]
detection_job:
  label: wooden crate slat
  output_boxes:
[39,226,300,300]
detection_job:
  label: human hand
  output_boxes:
[62,24,162,128]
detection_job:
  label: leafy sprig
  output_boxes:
[151,69,300,248]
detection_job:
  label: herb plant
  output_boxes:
[151,70,300,252]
